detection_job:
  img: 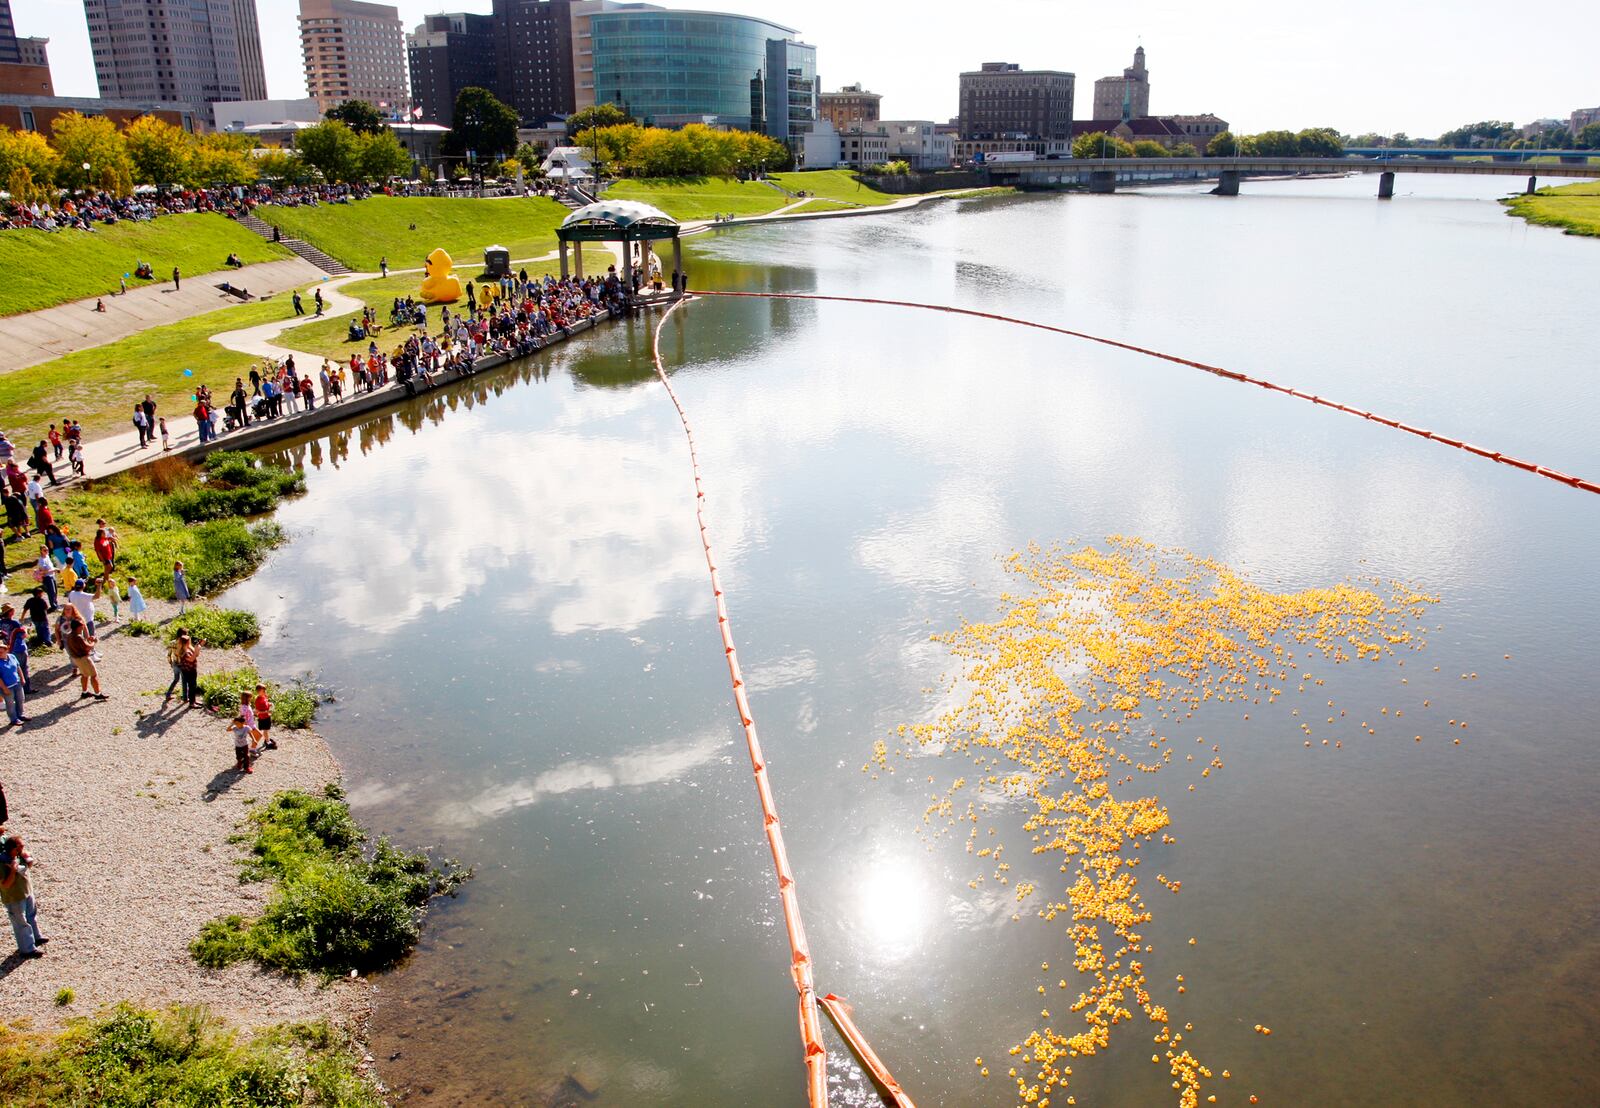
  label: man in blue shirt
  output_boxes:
[0,604,32,694]
[0,643,26,726]
[67,541,88,581]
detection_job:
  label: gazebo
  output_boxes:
[556,200,682,293]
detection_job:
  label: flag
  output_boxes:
[379,101,389,108]
[413,106,423,119]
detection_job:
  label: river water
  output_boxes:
[224,175,1600,1107]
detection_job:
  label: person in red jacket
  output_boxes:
[253,683,276,750]
[92,520,116,571]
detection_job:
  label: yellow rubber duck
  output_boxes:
[419,248,462,303]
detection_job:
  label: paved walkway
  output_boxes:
[0,258,327,374]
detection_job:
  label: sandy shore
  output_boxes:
[0,595,368,1034]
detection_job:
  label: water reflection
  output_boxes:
[441,733,731,828]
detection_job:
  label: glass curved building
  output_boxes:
[590,8,816,144]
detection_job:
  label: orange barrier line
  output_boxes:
[649,298,830,1108]
[690,290,1599,498]
[819,995,919,1108]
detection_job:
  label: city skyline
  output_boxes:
[17,0,1598,135]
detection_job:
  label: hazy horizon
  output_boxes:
[18,0,1596,136]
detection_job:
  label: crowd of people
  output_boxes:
[0,182,381,233]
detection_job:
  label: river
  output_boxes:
[223,174,1600,1107]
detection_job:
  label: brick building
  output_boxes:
[820,83,881,130]
[298,0,409,115]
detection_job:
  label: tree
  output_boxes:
[187,132,257,186]
[565,102,634,137]
[49,112,134,194]
[124,115,193,186]
[1132,140,1168,158]
[1250,130,1299,157]
[1206,130,1238,157]
[1435,121,1514,148]
[442,87,519,164]
[1170,142,1199,158]
[255,147,313,185]
[514,141,546,175]
[0,127,59,195]
[1295,127,1344,158]
[324,100,389,135]
[1580,122,1600,150]
[295,120,361,182]
[356,129,413,181]
[1072,131,1134,158]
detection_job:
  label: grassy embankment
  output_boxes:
[1502,180,1600,237]
[191,785,469,977]
[254,195,570,273]
[0,295,308,444]
[0,213,289,317]
[0,1004,383,1107]
[607,169,899,221]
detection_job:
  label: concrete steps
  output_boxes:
[233,212,353,276]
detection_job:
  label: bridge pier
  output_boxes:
[1526,175,1538,195]
[1213,169,1240,196]
[1378,171,1394,199]
[1088,170,1117,194]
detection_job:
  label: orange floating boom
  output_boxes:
[649,297,830,1107]
[820,994,919,1108]
[687,290,1599,498]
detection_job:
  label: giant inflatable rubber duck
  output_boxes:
[419,248,462,303]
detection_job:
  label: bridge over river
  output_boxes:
[984,155,1600,197]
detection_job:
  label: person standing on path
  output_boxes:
[173,561,191,614]
[133,404,150,448]
[172,266,181,291]
[65,581,96,643]
[126,577,146,620]
[159,417,169,450]
[163,630,185,703]
[100,574,121,622]
[293,289,305,316]
[314,287,324,316]
[1,832,45,957]
[22,589,49,646]
[141,395,157,435]
[178,632,201,708]
[0,642,26,726]
[253,683,275,750]
[34,548,57,611]
[59,603,105,700]
[380,256,388,278]
[230,715,254,774]
[0,604,34,694]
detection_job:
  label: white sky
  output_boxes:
[18,0,1597,136]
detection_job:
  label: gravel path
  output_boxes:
[0,597,367,1032]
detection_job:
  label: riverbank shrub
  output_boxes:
[166,451,304,522]
[0,1003,383,1107]
[7,453,301,600]
[125,606,260,648]
[191,786,470,977]
[198,666,318,728]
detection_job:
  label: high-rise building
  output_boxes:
[83,0,267,108]
[408,12,497,124]
[493,0,577,123]
[590,7,816,143]
[958,62,1074,146]
[820,83,881,130]
[298,0,409,116]
[1092,46,1149,122]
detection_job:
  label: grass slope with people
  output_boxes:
[0,296,302,444]
[0,214,290,317]
[769,169,899,206]
[252,195,570,272]
[604,177,793,220]
[1503,180,1600,237]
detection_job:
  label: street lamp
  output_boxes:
[82,161,91,192]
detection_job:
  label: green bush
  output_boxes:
[123,619,161,638]
[0,1003,383,1107]
[191,787,470,977]
[167,606,260,649]
[167,453,304,523]
[198,667,318,729]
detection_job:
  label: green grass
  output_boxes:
[5,452,300,600]
[126,605,260,648]
[0,1003,383,1107]
[605,177,792,220]
[1503,180,1600,237]
[197,667,319,729]
[0,295,307,443]
[0,213,290,316]
[253,195,570,272]
[770,169,899,206]
[191,786,470,977]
